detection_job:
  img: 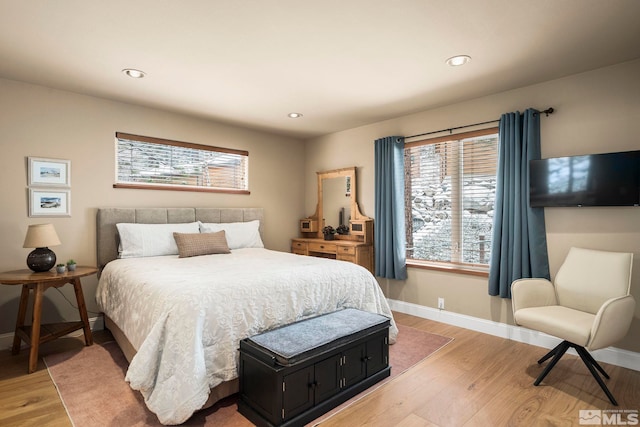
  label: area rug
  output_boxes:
[45,324,452,426]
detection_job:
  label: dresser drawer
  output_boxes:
[337,246,356,255]
[292,241,308,251]
[308,242,337,254]
[337,254,356,263]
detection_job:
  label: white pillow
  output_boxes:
[116,222,200,258]
[198,220,264,250]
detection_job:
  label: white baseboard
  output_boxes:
[388,299,640,372]
[0,315,104,351]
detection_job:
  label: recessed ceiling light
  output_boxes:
[288,112,303,118]
[445,55,471,67]
[122,68,146,78]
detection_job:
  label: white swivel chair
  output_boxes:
[511,247,635,405]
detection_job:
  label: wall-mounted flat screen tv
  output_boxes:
[529,150,640,207]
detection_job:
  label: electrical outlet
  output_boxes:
[438,297,445,310]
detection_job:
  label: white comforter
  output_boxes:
[96,248,397,425]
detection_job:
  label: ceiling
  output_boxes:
[1,1,639,139]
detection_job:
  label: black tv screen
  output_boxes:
[529,150,640,207]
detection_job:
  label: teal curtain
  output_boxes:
[374,136,407,280]
[489,109,550,298]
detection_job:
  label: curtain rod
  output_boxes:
[404,107,554,140]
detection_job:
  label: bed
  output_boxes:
[95,207,398,425]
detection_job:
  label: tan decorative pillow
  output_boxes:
[173,231,231,258]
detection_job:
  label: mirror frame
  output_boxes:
[313,167,371,239]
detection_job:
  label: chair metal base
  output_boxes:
[534,340,618,406]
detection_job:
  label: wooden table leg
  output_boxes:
[28,283,44,373]
[11,285,30,355]
[72,278,93,346]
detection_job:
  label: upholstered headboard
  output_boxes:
[96,207,264,270]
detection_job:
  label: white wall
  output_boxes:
[0,78,306,335]
[305,59,640,352]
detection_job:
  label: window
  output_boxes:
[404,128,498,271]
[114,133,249,194]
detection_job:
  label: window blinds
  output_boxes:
[115,132,248,192]
[405,128,498,266]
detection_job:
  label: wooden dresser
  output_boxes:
[291,238,373,273]
[295,166,375,274]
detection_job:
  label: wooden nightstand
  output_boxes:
[0,266,97,373]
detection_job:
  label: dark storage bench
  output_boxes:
[238,308,391,427]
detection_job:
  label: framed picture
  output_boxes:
[28,157,71,187]
[29,188,71,217]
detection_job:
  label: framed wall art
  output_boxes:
[28,157,71,187]
[29,188,71,217]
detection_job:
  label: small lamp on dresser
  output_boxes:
[23,223,61,272]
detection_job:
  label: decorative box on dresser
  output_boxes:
[292,167,374,274]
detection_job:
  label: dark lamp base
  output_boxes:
[27,247,57,272]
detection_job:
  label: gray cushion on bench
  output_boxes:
[247,308,389,364]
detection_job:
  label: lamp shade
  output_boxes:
[23,223,61,248]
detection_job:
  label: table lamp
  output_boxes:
[23,223,61,272]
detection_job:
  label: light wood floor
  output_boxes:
[1,312,638,426]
